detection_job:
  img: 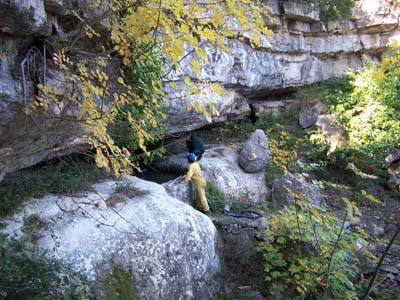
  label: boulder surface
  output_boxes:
[158,146,269,205]
[271,172,325,208]
[0,176,223,300]
[238,129,270,173]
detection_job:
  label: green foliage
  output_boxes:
[0,233,93,299]
[103,268,135,300]
[320,48,400,166]
[264,160,286,189]
[295,76,352,104]
[295,46,400,193]
[259,197,361,299]
[0,155,105,217]
[205,181,225,213]
[308,0,354,20]
[112,42,168,166]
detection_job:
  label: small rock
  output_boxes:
[57,197,78,212]
[316,114,345,154]
[369,223,385,237]
[381,265,399,275]
[239,129,270,173]
[385,148,400,166]
[344,221,353,229]
[299,101,324,129]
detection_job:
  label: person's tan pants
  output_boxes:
[194,182,209,212]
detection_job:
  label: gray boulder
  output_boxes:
[239,130,270,173]
[0,176,223,299]
[271,172,325,207]
[157,146,269,205]
[299,101,324,129]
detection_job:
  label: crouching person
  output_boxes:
[181,152,209,213]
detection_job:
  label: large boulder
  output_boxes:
[271,172,325,208]
[156,146,269,205]
[0,176,224,299]
[239,130,270,173]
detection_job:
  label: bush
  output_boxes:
[259,197,362,299]
[318,46,400,168]
[307,0,354,20]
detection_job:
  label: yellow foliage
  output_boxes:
[27,0,271,176]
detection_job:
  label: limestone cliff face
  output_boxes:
[0,0,109,180]
[165,0,400,134]
[0,0,399,179]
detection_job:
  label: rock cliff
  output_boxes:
[1,0,400,178]
[165,0,400,134]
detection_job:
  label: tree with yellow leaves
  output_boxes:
[30,0,272,175]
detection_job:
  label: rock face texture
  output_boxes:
[239,129,270,173]
[1,0,400,178]
[316,114,346,153]
[213,214,267,292]
[0,0,110,181]
[0,176,223,299]
[271,172,325,207]
[157,146,269,205]
[299,101,325,129]
[165,0,400,134]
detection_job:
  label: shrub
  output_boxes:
[307,0,354,20]
[259,196,362,299]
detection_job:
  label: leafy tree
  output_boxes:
[28,0,272,175]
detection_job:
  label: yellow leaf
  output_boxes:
[191,59,201,73]
[372,70,385,80]
[183,76,191,85]
[169,82,178,88]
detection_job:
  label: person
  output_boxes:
[185,132,205,161]
[181,152,209,213]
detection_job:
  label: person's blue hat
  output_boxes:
[187,152,196,162]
